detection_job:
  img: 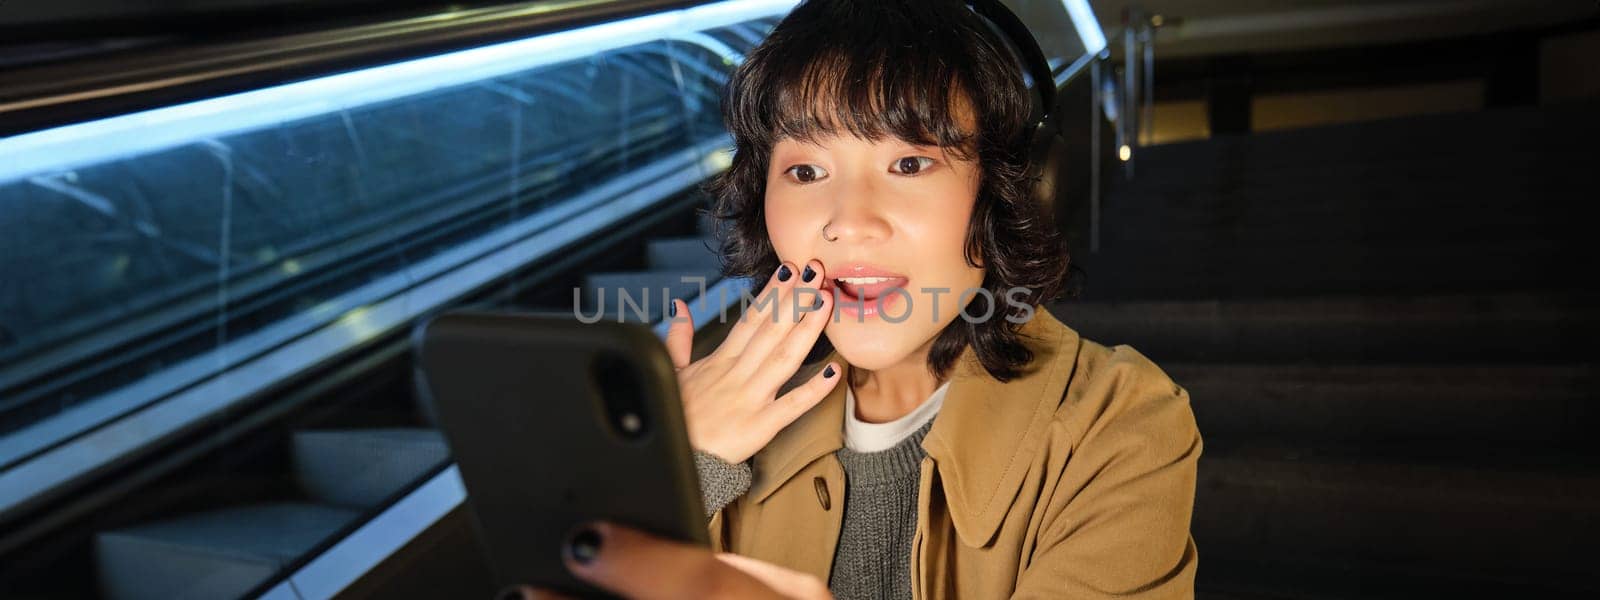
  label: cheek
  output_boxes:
[911,190,981,278]
[763,191,815,260]
[941,209,985,289]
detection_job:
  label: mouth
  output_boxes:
[823,263,910,307]
[832,276,911,302]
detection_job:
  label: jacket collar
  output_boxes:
[748,310,1084,547]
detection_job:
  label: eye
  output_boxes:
[892,156,936,176]
[783,164,829,184]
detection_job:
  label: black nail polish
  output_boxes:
[802,265,816,282]
[777,265,792,282]
[564,527,602,565]
[812,295,823,310]
[669,300,678,317]
[823,365,836,378]
[495,586,529,600]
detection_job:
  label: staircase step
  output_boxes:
[95,502,359,600]
[1194,443,1600,585]
[1100,215,1579,250]
[1124,151,1596,197]
[647,236,722,273]
[1135,101,1599,174]
[1170,363,1599,447]
[1050,293,1600,363]
[292,428,449,509]
[1072,238,1589,299]
[1104,179,1586,225]
[1198,554,1598,599]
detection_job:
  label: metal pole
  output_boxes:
[1090,59,1102,253]
[1123,11,1138,178]
[1142,21,1155,147]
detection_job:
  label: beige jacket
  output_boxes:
[709,309,1202,598]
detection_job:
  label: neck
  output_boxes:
[850,339,947,424]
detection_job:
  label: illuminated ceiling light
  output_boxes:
[0,0,800,185]
[1118,145,1132,161]
[1060,0,1108,56]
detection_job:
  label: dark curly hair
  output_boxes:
[702,0,1070,382]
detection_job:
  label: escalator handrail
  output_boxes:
[0,0,771,138]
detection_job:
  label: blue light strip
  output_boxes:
[1061,0,1108,56]
[0,0,798,185]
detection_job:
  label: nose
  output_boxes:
[823,181,892,244]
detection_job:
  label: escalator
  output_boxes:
[0,2,787,598]
[0,2,1113,598]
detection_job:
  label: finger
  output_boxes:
[765,362,841,429]
[749,283,831,394]
[664,299,695,369]
[732,259,824,378]
[718,262,797,355]
[715,554,832,600]
[564,522,779,600]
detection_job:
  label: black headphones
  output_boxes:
[963,0,1070,210]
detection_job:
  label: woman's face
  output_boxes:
[764,124,985,372]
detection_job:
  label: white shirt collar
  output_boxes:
[843,380,950,453]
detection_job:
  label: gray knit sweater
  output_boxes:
[696,420,933,600]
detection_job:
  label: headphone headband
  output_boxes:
[961,0,1069,211]
[964,0,1057,118]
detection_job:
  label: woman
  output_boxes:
[521,1,1201,598]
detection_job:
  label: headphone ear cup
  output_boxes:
[1024,118,1069,211]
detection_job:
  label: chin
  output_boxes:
[823,321,931,372]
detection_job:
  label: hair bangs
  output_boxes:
[766,45,979,160]
[723,0,1024,162]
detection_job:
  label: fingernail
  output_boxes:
[823,365,836,378]
[777,264,793,282]
[669,300,678,317]
[563,525,602,566]
[802,265,816,283]
[812,295,823,310]
[495,586,530,600]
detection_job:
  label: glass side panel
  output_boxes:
[0,7,787,468]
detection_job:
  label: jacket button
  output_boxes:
[813,476,831,511]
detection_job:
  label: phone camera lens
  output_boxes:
[591,352,651,441]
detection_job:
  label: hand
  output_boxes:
[664,260,840,464]
[504,521,833,600]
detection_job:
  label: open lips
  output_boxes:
[833,275,910,302]
[812,264,910,319]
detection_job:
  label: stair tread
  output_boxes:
[98,502,359,562]
[1204,438,1600,475]
[1057,292,1600,319]
[1054,294,1600,362]
[1198,553,1600,599]
[293,428,449,509]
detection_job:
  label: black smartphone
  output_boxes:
[415,311,707,598]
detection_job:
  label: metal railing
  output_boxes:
[1111,6,1168,179]
[0,0,795,539]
